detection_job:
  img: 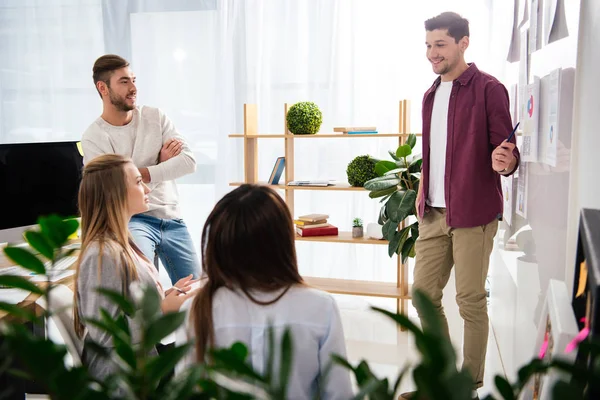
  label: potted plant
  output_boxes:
[286,101,323,135]
[364,133,422,262]
[346,155,379,187]
[352,218,363,238]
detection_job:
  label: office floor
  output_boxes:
[336,270,505,398]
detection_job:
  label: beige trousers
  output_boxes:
[413,207,498,388]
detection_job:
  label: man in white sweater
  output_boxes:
[81,54,200,283]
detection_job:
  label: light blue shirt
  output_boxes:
[176,285,353,399]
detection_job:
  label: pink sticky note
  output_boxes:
[565,327,590,353]
[539,333,549,359]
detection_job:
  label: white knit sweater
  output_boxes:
[81,106,196,220]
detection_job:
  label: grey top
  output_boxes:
[77,241,159,381]
[81,106,196,220]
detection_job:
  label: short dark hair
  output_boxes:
[425,12,470,43]
[92,54,130,97]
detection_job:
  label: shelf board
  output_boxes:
[303,276,409,299]
[229,133,421,139]
[296,231,388,245]
[229,182,366,191]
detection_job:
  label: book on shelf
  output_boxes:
[268,157,285,185]
[298,214,329,222]
[296,225,338,237]
[333,126,376,133]
[345,131,378,134]
[295,222,330,229]
[293,219,328,226]
[287,180,332,187]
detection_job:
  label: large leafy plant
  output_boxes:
[0,216,297,400]
[2,216,599,399]
[364,133,422,262]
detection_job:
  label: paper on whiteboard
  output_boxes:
[529,0,540,53]
[544,69,561,167]
[521,78,540,162]
[516,159,529,218]
[502,175,514,226]
[543,0,558,45]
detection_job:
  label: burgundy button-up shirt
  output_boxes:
[417,63,520,228]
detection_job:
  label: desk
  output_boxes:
[0,246,76,321]
[0,245,78,399]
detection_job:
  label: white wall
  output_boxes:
[487,0,581,381]
[565,0,600,294]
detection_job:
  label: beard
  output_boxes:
[109,88,135,112]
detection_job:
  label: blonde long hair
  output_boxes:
[73,154,146,337]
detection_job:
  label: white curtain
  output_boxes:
[214,0,494,283]
[0,0,494,284]
[0,0,104,144]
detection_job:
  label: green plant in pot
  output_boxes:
[347,155,379,187]
[286,101,322,135]
[352,218,363,238]
[364,133,421,262]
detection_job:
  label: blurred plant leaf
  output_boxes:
[386,190,416,222]
[401,237,416,264]
[146,343,193,387]
[384,167,407,176]
[388,231,402,257]
[0,302,37,321]
[38,215,78,249]
[3,247,46,275]
[159,365,205,400]
[396,144,412,158]
[369,186,398,199]
[374,160,397,176]
[383,220,398,239]
[495,375,515,400]
[144,311,186,352]
[97,288,136,316]
[0,275,44,294]
[388,150,400,161]
[408,158,423,173]
[406,134,417,149]
[24,231,55,260]
[141,285,162,322]
[278,329,293,398]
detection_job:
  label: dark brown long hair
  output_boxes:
[190,184,303,361]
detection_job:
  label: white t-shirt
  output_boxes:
[427,80,453,208]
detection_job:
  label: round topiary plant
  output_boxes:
[347,155,378,187]
[286,101,323,135]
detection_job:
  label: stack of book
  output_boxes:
[333,126,378,134]
[294,214,338,237]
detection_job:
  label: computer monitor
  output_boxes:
[0,141,83,244]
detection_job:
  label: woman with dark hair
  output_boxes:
[178,184,353,399]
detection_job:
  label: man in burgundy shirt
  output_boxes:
[402,12,520,399]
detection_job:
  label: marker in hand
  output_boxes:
[502,122,519,149]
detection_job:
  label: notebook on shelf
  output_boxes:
[268,157,285,185]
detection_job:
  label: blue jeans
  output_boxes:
[129,214,201,284]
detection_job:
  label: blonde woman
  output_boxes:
[73,154,197,380]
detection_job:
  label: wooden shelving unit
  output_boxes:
[230,101,415,317]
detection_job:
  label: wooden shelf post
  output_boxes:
[244,104,258,183]
[284,103,295,216]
